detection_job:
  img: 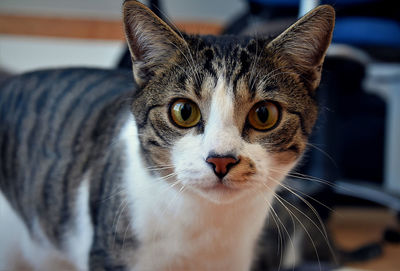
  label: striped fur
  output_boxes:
[0,68,137,270]
[0,1,335,270]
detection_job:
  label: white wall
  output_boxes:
[0,35,125,73]
[0,0,245,22]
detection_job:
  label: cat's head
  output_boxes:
[123,0,335,203]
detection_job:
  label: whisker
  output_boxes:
[168,179,182,189]
[287,171,344,191]
[269,176,338,264]
[112,198,130,249]
[268,169,336,213]
[263,183,296,270]
[167,40,199,81]
[249,37,261,91]
[178,184,186,194]
[284,180,335,214]
[306,143,338,168]
[268,167,339,190]
[147,166,175,172]
[122,218,133,250]
[146,164,174,169]
[259,189,295,271]
[100,187,126,203]
[271,190,322,271]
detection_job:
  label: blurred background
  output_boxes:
[0,0,242,73]
[1,0,399,270]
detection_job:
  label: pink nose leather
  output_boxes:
[206,156,239,178]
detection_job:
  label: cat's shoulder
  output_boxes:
[0,67,137,118]
[1,67,135,90]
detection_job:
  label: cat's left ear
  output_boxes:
[123,0,187,86]
[267,5,335,90]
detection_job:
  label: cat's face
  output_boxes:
[123,1,335,203]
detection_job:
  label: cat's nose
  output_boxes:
[206,155,240,179]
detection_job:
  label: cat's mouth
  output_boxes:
[201,182,239,192]
[191,179,253,204]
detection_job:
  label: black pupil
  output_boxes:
[180,103,192,121]
[256,106,269,123]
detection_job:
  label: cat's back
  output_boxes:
[0,68,135,132]
[0,68,135,224]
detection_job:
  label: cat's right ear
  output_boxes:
[123,0,187,86]
[267,5,335,91]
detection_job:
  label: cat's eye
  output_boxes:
[170,99,201,128]
[248,101,280,131]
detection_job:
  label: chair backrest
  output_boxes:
[248,0,400,48]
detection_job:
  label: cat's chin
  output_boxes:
[190,182,250,205]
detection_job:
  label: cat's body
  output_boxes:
[0,68,135,270]
[0,1,335,270]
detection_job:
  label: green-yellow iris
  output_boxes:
[248,101,279,131]
[170,99,201,128]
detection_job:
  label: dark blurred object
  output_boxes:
[340,242,383,262]
[384,228,400,243]
[273,262,339,271]
[222,0,299,35]
[0,70,11,85]
[316,55,386,184]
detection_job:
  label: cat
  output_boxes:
[0,1,335,270]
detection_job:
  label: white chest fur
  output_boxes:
[120,117,272,271]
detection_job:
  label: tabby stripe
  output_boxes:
[139,143,156,168]
[95,158,113,227]
[0,133,9,180]
[90,161,112,239]
[0,81,18,181]
[0,78,20,120]
[147,139,161,147]
[274,137,298,153]
[203,56,217,79]
[306,82,318,102]
[100,153,123,240]
[232,50,251,95]
[41,71,102,213]
[54,73,114,154]
[24,72,67,228]
[137,104,164,129]
[27,70,73,160]
[193,74,203,98]
[287,143,300,154]
[149,120,174,146]
[274,128,299,150]
[59,89,127,232]
[287,110,310,137]
[59,86,131,234]
[40,73,113,240]
[40,71,84,157]
[0,80,17,184]
[10,75,40,178]
[90,248,127,271]
[11,74,47,224]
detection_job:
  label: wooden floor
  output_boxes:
[329,208,400,271]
